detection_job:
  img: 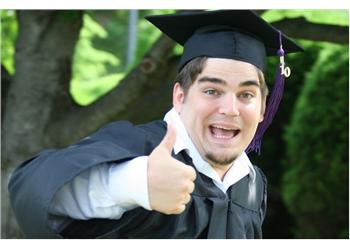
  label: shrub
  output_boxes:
[282,45,349,238]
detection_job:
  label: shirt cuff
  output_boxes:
[107,156,151,210]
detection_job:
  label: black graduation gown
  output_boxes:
[8,120,267,239]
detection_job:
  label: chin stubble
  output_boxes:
[205,152,237,166]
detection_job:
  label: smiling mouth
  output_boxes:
[209,125,240,139]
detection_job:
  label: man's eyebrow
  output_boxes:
[197,76,227,85]
[239,80,260,88]
[198,77,260,88]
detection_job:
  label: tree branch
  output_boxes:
[271,17,348,44]
[1,64,12,118]
[47,34,177,146]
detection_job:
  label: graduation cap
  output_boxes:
[145,10,304,154]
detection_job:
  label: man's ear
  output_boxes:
[173,82,185,113]
[259,96,267,122]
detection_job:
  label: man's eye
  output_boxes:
[204,89,218,96]
[239,92,254,99]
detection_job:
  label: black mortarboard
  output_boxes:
[145,10,304,154]
[145,10,303,72]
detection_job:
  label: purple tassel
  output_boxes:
[246,31,289,155]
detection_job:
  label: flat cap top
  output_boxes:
[146,10,303,71]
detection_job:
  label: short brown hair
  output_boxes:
[174,56,269,99]
[174,57,208,94]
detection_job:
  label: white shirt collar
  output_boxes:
[163,108,256,193]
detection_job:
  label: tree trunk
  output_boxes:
[1,10,83,238]
[1,10,178,238]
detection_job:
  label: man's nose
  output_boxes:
[218,94,240,116]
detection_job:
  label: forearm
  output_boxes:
[50,156,151,220]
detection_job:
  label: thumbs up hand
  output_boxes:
[148,124,197,215]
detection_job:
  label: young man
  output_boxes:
[9,10,303,238]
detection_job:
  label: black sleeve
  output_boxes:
[8,120,166,238]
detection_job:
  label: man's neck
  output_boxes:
[208,161,233,181]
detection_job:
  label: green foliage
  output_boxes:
[263,9,348,26]
[282,45,349,238]
[1,10,17,75]
[70,10,175,106]
[70,13,124,106]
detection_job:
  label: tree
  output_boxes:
[282,46,349,238]
[1,9,348,238]
[1,10,178,238]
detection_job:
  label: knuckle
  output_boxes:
[186,167,197,180]
[191,170,197,180]
[174,195,184,205]
[179,180,195,193]
[180,182,189,193]
[183,194,191,204]
[173,205,186,214]
[187,182,195,193]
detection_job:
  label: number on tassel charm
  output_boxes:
[280,55,291,77]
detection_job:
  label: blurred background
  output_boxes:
[1,9,349,239]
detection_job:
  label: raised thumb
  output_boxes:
[159,123,177,153]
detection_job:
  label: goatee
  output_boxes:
[205,152,237,167]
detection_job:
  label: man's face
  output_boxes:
[173,58,265,172]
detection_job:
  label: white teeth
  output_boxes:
[211,125,235,130]
[213,134,232,139]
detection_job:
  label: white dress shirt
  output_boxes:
[50,108,255,221]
